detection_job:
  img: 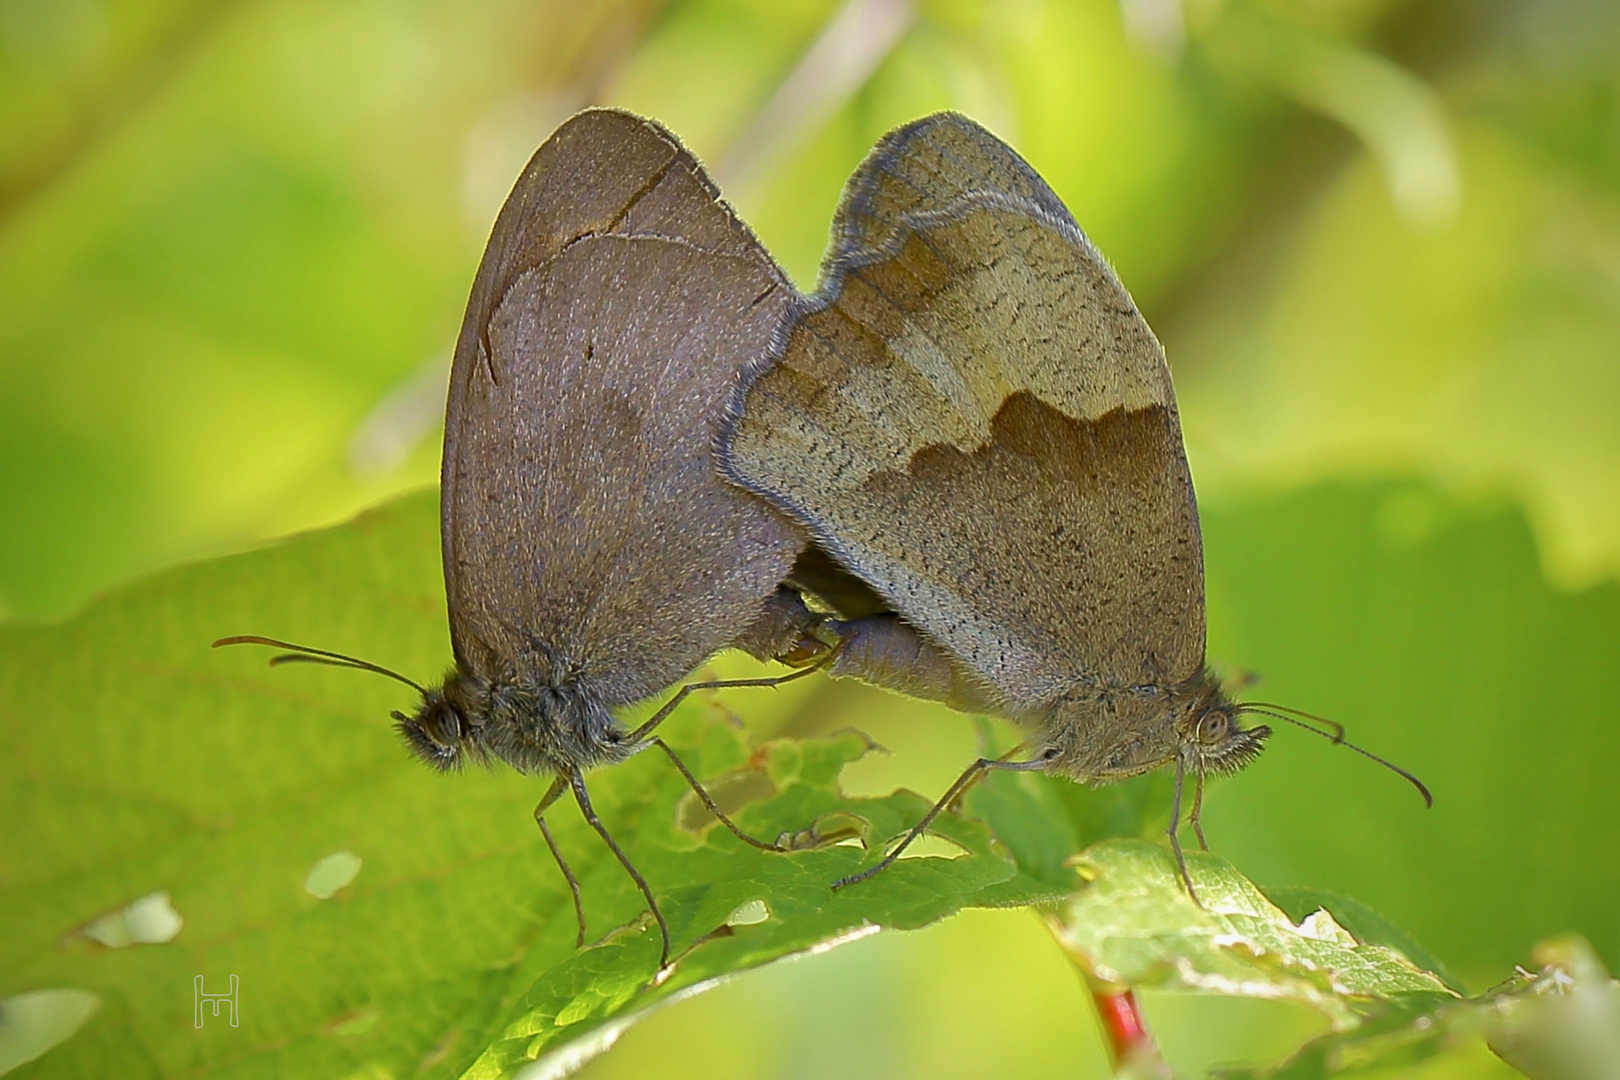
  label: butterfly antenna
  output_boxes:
[212,635,427,695]
[1237,705,1432,808]
[1239,700,1343,742]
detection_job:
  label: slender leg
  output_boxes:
[533,777,585,946]
[650,737,784,852]
[832,755,1050,891]
[626,646,838,744]
[570,769,671,969]
[1167,758,1200,903]
[1190,772,1209,852]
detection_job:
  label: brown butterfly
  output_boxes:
[720,112,1429,896]
[218,109,834,966]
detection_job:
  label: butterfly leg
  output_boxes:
[1167,757,1201,904]
[533,777,586,947]
[614,648,845,876]
[832,755,1049,891]
[648,737,786,852]
[625,644,839,744]
[1190,772,1209,851]
[570,769,671,969]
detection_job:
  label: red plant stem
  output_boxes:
[1092,982,1151,1061]
[1085,977,1169,1077]
[1095,984,1149,1058]
[1046,908,1171,1077]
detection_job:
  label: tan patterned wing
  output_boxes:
[721,113,1204,711]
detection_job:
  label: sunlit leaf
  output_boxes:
[0,491,1067,1080]
[1042,839,1579,1078]
[1047,840,1454,1034]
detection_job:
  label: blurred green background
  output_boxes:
[3,0,1617,1076]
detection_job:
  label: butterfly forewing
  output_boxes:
[444,109,803,706]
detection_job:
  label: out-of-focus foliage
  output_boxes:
[1486,937,1620,1080]
[1221,935,1620,1079]
[4,0,1618,1077]
[1199,480,1620,991]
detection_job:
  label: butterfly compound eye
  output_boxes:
[396,696,468,772]
[1198,710,1232,745]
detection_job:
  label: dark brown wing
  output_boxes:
[443,108,802,707]
[720,112,1204,712]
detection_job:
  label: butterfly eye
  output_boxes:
[395,695,470,773]
[1198,711,1231,745]
[428,705,464,746]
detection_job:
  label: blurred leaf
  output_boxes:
[1180,120,1620,588]
[1196,7,1459,226]
[1488,936,1620,1080]
[1210,936,1620,1079]
[1200,480,1620,989]
[1209,986,1497,1078]
[0,490,1075,1080]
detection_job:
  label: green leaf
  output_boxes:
[1265,887,1466,996]
[0,490,1065,1080]
[1487,936,1620,1080]
[1045,839,1620,1079]
[1208,936,1620,1079]
[1200,480,1620,988]
[1047,840,1455,1035]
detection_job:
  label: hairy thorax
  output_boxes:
[1032,667,1255,783]
[402,666,637,776]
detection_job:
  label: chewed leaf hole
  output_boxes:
[79,891,182,947]
[305,851,363,899]
[775,811,864,851]
[725,899,770,927]
[675,769,776,834]
[0,988,101,1074]
[1295,908,1358,946]
[892,833,969,861]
